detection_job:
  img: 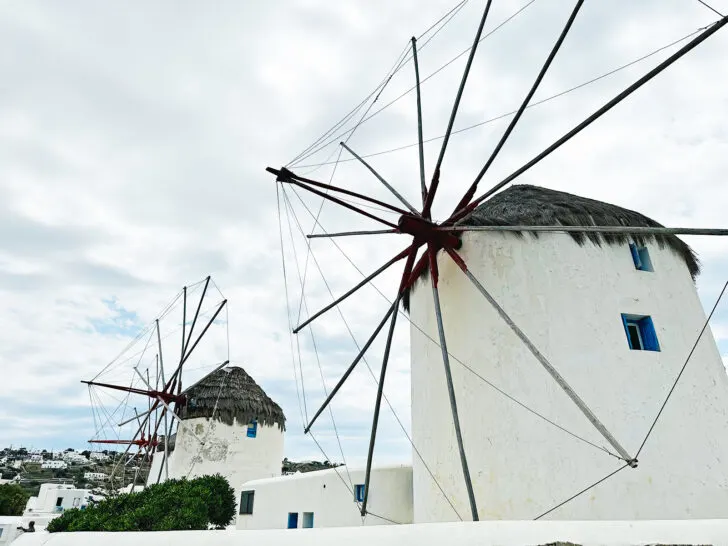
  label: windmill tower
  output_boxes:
[407,185,728,521]
[269,0,728,526]
[147,366,286,506]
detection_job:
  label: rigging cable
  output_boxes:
[287,0,472,167]
[288,185,623,462]
[635,278,728,458]
[282,190,356,493]
[291,0,538,167]
[696,0,724,17]
[533,463,630,520]
[276,184,309,430]
[295,25,708,169]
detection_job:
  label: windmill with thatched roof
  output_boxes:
[269,0,728,526]
[147,365,286,505]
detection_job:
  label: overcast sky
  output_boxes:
[0,0,726,469]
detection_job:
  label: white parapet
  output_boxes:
[12,519,728,545]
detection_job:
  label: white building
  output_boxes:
[40,461,67,470]
[83,472,107,482]
[0,517,20,546]
[407,185,728,522]
[63,453,89,465]
[21,483,100,531]
[88,452,109,462]
[147,366,286,509]
[236,465,412,530]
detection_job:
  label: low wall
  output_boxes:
[12,519,728,545]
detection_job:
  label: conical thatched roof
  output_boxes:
[404,184,699,311]
[179,366,286,430]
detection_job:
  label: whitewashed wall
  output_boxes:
[147,417,284,510]
[14,519,728,546]
[0,517,20,545]
[409,232,728,522]
[236,465,412,530]
[25,485,90,516]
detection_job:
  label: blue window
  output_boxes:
[621,314,660,351]
[629,243,653,272]
[287,512,298,529]
[247,420,257,438]
[355,484,365,502]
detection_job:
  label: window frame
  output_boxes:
[239,490,255,515]
[621,314,660,352]
[354,484,365,502]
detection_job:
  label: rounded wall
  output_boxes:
[148,417,284,505]
[410,231,728,522]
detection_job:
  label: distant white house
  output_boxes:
[41,461,67,470]
[89,452,109,462]
[25,455,42,464]
[236,465,413,530]
[83,472,107,481]
[63,453,89,465]
[18,483,103,534]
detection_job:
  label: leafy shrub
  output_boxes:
[47,474,235,532]
[0,483,29,516]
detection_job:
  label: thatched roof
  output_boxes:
[403,184,699,311]
[179,366,286,430]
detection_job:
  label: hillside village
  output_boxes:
[0,446,340,501]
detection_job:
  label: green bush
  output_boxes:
[47,474,235,532]
[0,483,29,516]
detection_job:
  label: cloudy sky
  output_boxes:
[0,0,726,470]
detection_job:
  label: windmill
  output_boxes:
[268,1,728,521]
[83,276,229,490]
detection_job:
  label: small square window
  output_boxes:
[302,512,314,528]
[354,484,365,502]
[247,420,257,438]
[621,314,660,351]
[629,243,653,272]
[239,490,255,515]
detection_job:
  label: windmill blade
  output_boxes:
[454,15,728,223]
[268,168,399,228]
[361,247,418,516]
[304,304,397,433]
[423,0,494,219]
[453,0,585,216]
[427,245,478,520]
[411,36,427,206]
[293,245,413,333]
[340,142,419,214]
[183,276,210,357]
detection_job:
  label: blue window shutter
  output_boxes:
[621,314,633,349]
[629,243,641,269]
[640,317,660,351]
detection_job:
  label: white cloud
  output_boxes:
[0,0,726,469]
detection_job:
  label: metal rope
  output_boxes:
[283,186,464,519]
[288,185,619,461]
[295,25,706,169]
[636,278,728,457]
[282,191,357,493]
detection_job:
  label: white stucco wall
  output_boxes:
[13,519,728,546]
[25,485,90,516]
[0,517,20,545]
[236,465,412,530]
[409,232,728,522]
[147,417,284,510]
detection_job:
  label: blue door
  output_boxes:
[287,512,298,529]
